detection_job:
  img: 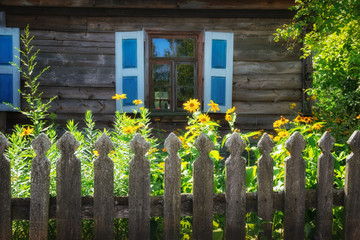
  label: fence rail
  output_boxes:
[1,131,360,239]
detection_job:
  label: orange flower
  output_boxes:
[93,150,99,156]
[20,126,34,136]
[226,106,236,114]
[183,98,200,113]
[112,93,127,100]
[225,114,232,122]
[123,126,135,134]
[208,100,220,113]
[133,99,143,105]
[198,114,210,124]
[356,115,360,120]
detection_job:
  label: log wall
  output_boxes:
[3,9,302,130]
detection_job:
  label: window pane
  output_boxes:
[153,86,171,110]
[211,39,227,69]
[152,64,171,85]
[0,74,13,103]
[176,87,195,110]
[0,36,13,65]
[176,64,195,86]
[174,39,194,57]
[152,39,173,57]
[122,39,137,68]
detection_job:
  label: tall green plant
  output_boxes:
[274,0,360,141]
[8,25,57,136]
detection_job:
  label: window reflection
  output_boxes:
[152,39,172,57]
[152,64,171,110]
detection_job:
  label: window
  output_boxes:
[149,33,200,112]
[115,30,233,113]
[0,27,20,111]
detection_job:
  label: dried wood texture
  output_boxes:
[129,134,151,239]
[193,133,214,240]
[94,133,114,240]
[0,133,11,240]
[56,132,82,240]
[164,133,182,240]
[315,132,334,240]
[284,132,306,240]
[2,0,294,10]
[257,133,274,240]
[225,133,246,240]
[29,134,51,240]
[344,131,360,240]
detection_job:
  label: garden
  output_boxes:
[2,0,360,239]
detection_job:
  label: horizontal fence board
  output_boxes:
[10,189,346,220]
[233,74,302,90]
[232,89,302,102]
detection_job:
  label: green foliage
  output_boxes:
[274,0,360,141]
[7,25,57,136]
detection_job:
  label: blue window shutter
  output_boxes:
[0,27,20,111]
[115,31,144,112]
[204,32,234,113]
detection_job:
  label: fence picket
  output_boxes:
[344,130,360,240]
[193,133,214,240]
[29,134,51,240]
[164,133,182,240]
[0,133,11,240]
[284,132,306,240]
[257,133,274,240]
[94,133,114,240]
[129,133,151,239]
[225,132,246,240]
[316,131,334,240]
[56,132,81,240]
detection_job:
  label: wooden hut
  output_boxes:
[0,0,306,132]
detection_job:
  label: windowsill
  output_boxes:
[150,111,189,117]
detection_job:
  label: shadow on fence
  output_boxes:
[0,130,360,239]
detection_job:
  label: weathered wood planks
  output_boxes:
[0,133,11,240]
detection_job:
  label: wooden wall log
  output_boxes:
[233,101,301,115]
[233,74,302,90]
[29,134,51,240]
[232,89,301,102]
[0,133,11,240]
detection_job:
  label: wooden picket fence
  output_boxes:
[1,130,360,240]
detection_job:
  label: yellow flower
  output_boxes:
[148,148,159,154]
[140,107,144,111]
[312,123,324,130]
[133,99,143,105]
[356,114,360,120]
[210,150,223,161]
[154,118,161,122]
[112,93,127,100]
[311,95,316,101]
[273,116,289,128]
[183,98,200,113]
[208,100,220,113]
[198,114,210,124]
[226,106,236,114]
[289,103,296,109]
[162,148,167,152]
[225,114,232,122]
[123,126,135,134]
[20,126,34,136]
[93,150,99,156]
[183,145,189,149]
[278,131,289,138]
[178,136,184,143]
[293,115,303,122]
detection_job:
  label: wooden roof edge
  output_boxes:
[0,0,295,10]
